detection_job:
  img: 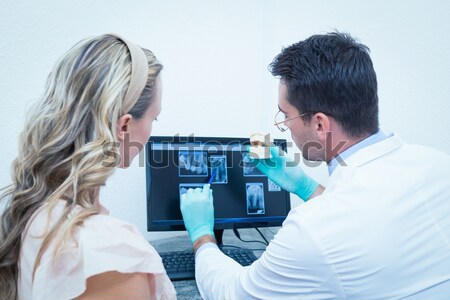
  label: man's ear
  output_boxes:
[117,114,133,141]
[312,112,331,142]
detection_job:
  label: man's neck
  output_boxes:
[325,131,371,163]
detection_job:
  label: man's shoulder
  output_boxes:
[393,140,450,178]
[381,133,448,161]
[402,141,449,160]
[342,134,449,181]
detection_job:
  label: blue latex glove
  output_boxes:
[180,184,215,243]
[249,146,319,201]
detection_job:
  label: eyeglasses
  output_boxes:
[274,110,313,132]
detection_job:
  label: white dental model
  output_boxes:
[249,133,272,159]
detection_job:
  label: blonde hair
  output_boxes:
[0,34,162,300]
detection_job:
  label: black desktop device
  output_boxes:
[145,136,291,280]
[146,136,291,233]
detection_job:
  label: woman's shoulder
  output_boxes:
[74,207,166,274]
[27,200,158,260]
[79,212,163,263]
[81,212,144,241]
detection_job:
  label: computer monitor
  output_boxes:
[145,136,291,236]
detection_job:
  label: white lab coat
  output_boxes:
[195,134,450,300]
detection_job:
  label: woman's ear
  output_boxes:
[117,114,133,141]
[312,112,331,142]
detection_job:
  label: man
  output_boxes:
[180,32,450,299]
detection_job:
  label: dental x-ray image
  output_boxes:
[242,153,265,177]
[178,151,208,177]
[246,183,265,215]
[209,155,228,184]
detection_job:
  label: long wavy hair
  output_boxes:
[0,34,162,300]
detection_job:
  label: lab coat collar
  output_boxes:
[327,131,388,175]
[330,133,403,175]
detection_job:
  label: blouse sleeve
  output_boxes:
[32,214,176,300]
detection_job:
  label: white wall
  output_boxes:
[1,0,449,241]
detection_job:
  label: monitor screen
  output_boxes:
[146,136,291,231]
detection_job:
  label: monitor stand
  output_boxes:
[214,229,224,246]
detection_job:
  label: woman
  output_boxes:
[0,34,176,300]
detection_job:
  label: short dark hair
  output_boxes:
[269,32,379,138]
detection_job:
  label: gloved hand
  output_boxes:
[249,146,319,201]
[180,184,215,243]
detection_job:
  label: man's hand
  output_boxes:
[180,184,215,243]
[250,146,320,201]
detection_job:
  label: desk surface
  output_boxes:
[151,227,277,300]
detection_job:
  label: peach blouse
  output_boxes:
[18,200,176,300]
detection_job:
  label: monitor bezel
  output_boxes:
[145,135,291,232]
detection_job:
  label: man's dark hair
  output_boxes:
[269,32,379,138]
